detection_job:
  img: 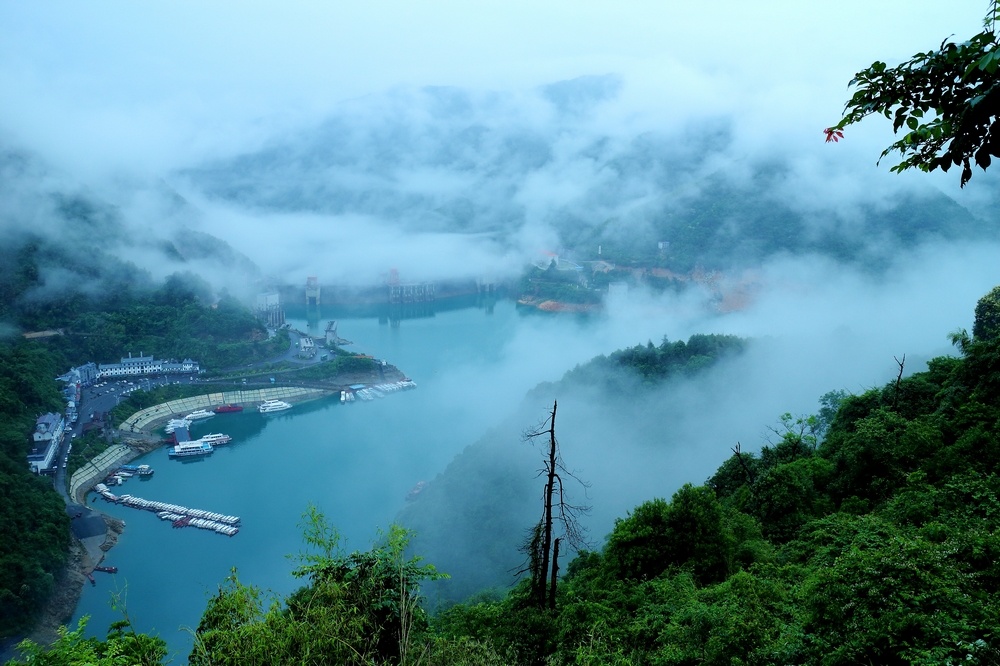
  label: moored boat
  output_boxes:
[258,399,292,414]
[197,433,232,446]
[186,409,215,420]
[213,404,244,413]
[165,418,192,433]
[168,441,214,457]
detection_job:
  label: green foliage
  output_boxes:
[0,341,70,637]
[1,243,287,371]
[560,334,747,389]
[6,616,166,666]
[603,485,736,585]
[437,289,1000,663]
[293,355,376,381]
[974,284,1000,341]
[830,3,1000,186]
[189,508,448,666]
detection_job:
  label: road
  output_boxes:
[51,374,195,500]
[52,329,332,498]
[229,329,329,373]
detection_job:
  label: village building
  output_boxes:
[97,353,199,378]
[27,413,64,474]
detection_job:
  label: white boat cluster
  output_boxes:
[93,490,241,535]
[95,483,118,500]
[355,388,380,401]
[155,511,239,536]
[113,495,241,525]
[376,379,417,392]
[165,418,192,433]
[188,517,238,536]
[349,380,417,402]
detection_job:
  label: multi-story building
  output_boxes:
[97,353,199,378]
[27,413,64,474]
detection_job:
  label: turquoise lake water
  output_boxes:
[72,296,547,661]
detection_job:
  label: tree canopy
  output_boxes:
[829,2,1000,186]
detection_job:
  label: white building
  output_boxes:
[28,413,64,473]
[98,353,199,378]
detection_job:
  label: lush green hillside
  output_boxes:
[0,342,71,638]
[433,318,1000,664]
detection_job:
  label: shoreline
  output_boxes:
[517,297,601,313]
[0,514,125,662]
[16,385,341,656]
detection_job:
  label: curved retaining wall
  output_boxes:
[69,443,135,503]
[70,387,330,502]
[120,386,329,432]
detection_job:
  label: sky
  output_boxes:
[0,1,988,176]
[2,1,996,288]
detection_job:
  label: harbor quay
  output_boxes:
[70,387,333,504]
[120,386,333,433]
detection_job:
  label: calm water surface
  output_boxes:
[72,297,546,660]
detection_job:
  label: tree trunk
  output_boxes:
[548,537,561,610]
[538,400,557,607]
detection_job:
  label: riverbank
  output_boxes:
[517,297,601,313]
[13,387,337,656]
[0,513,125,663]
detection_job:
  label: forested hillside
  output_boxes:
[0,235,284,637]
[0,342,70,638]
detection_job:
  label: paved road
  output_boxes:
[52,375,193,499]
[228,329,329,373]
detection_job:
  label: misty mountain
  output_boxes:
[398,334,749,604]
[0,148,262,328]
[180,83,991,275]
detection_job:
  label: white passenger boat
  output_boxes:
[197,433,232,445]
[169,441,214,457]
[258,399,292,414]
[186,409,215,420]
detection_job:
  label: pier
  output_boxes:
[119,386,329,433]
[94,486,240,536]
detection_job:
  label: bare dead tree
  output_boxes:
[548,537,561,610]
[893,354,906,410]
[517,400,590,609]
[732,441,756,487]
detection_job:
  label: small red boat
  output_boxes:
[213,404,244,414]
[94,565,118,574]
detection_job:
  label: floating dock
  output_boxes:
[349,379,416,403]
[94,485,240,537]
